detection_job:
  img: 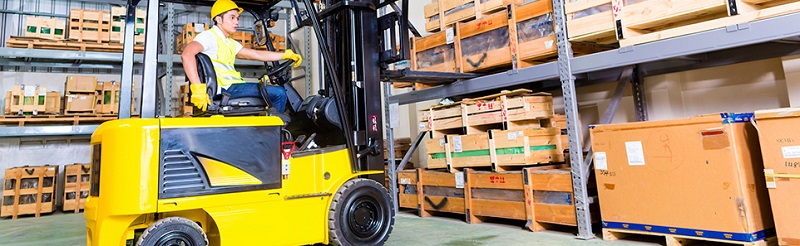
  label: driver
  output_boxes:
[181,0,302,113]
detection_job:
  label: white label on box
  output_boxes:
[455,172,464,189]
[446,27,455,44]
[764,169,777,189]
[400,178,411,185]
[508,131,523,140]
[453,136,463,153]
[625,141,645,166]
[67,95,74,102]
[419,123,426,130]
[24,86,35,96]
[439,139,446,147]
[595,152,608,170]
[389,103,400,128]
[544,40,554,49]
[195,24,205,33]
[782,146,800,159]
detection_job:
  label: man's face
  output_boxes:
[216,10,240,35]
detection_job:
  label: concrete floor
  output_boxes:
[0,211,660,246]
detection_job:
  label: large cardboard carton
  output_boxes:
[45,91,61,114]
[590,113,773,242]
[754,108,800,246]
[64,94,95,112]
[65,75,97,93]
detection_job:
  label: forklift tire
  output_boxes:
[136,217,208,246]
[329,178,394,246]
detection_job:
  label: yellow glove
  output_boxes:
[282,49,302,68]
[190,84,211,112]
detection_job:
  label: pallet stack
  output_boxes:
[419,89,565,172]
[231,31,254,49]
[62,164,91,213]
[93,81,133,115]
[253,33,287,52]
[64,75,97,114]
[176,23,210,54]
[1,165,59,219]
[111,6,147,44]
[5,85,50,116]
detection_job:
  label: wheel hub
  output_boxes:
[348,198,383,238]
[156,232,196,246]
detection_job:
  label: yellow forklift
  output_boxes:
[82,0,449,245]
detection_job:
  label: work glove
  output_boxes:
[282,49,302,68]
[190,84,211,112]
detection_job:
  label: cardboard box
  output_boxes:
[754,108,800,246]
[65,75,97,93]
[590,113,773,243]
[45,91,61,114]
[64,94,95,112]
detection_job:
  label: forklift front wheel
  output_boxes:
[136,217,208,246]
[328,179,394,246]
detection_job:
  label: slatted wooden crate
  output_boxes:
[62,164,90,213]
[418,89,554,137]
[176,23,210,54]
[615,0,800,46]
[110,7,147,44]
[7,85,48,115]
[24,17,67,40]
[1,165,59,219]
[565,0,616,44]
[253,33,287,52]
[529,169,599,226]
[424,0,442,32]
[231,31,254,49]
[178,84,193,117]
[68,9,111,43]
[93,81,132,115]
[4,91,10,115]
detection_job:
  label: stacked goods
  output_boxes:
[424,0,524,32]
[176,23,209,54]
[24,16,67,40]
[93,81,133,115]
[591,113,774,244]
[397,166,598,230]
[178,84,193,117]
[68,9,111,43]
[384,138,413,160]
[231,31,254,49]
[1,165,59,219]
[754,108,800,246]
[420,89,564,172]
[111,6,147,44]
[5,85,49,115]
[64,75,97,114]
[253,33,287,52]
[62,164,91,212]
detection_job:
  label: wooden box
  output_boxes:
[231,31,254,49]
[176,23,210,53]
[4,91,10,115]
[1,165,59,219]
[457,9,513,73]
[565,0,616,44]
[65,94,96,113]
[62,164,91,212]
[7,85,48,115]
[253,33,287,52]
[24,17,66,40]
[65,75,98,94]
[530,169,599,226]
[178,84,193,117]
[68,9,111,43]
[490,128,564,171]
[95,81,120,114]
[513,1,557,65]
[412,30,459,74]
[45,91,61,114]
[424,0,442,32]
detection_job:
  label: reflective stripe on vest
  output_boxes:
[210,27,245,88]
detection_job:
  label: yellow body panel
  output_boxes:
[86,116,383,246]
[197,156,262,186]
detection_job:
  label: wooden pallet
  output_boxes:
[6,36,144,53]
[603,228,776,246]
[0,114,118,126]
[397,167,596,230]
[616,0,800,46]
[1,166,59,219]
[62,164,91,213]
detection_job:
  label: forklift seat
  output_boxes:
[191,53,268,116]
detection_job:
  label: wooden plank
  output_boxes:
[472,199,527,220]
[530,169,573,192]
[622,0,727,30]
[469,171,524,190]
[533,203,577,226]
[422,196,466,214]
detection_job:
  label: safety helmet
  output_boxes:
[211,0,243,20]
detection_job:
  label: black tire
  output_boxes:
[329,178,395,246]
[136,217,208,246]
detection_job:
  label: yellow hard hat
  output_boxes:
[211,0,243,19]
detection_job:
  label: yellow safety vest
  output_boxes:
[210,27,245,88]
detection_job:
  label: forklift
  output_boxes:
[82,0,456,245]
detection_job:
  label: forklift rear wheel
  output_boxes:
[329,178,394,246]
[136,217,208,246]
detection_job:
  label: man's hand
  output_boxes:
[190,84,211,111]
[282,49,302,68]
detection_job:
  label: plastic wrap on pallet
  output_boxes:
[20,177,54,189]
[517,14,554,43]
[471,188,525,202]
[534,190,573,205]
[429,14,440,22]
[416,44,455,69]
[19,193,52,205]
[571,3,612,19]
[65,191,88,200]
[2,196,12,206]
[446,2,476,16]
[461,27,509,57]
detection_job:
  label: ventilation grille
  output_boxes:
[161,150,207,194]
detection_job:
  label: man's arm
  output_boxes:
[181,41,205,84]
[236,47,284,62]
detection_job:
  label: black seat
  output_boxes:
[191,53,268,116]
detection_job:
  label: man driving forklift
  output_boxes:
[181,0,302,113]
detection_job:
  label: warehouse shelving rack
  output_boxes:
[383,1,800,239]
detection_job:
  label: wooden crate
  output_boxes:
[530,169,599,226]
[424,0,441,32]
[178,84,194,117]
[412,30,459,73]
[404,169,466,216]
[24,17,66,40]
[110,7,146,44]
[45,91,61,114]
[457,8,513,73]
[1,165,59,219]
[94,81,127,115]
[231,31,254,49]
[426,0,522,32]
[176,23,210,54]
[62,164,91,213]
[615,0,800,46]
[68,9,111,43]
[565,0,616,44]
[7,85,48,115]
[4,91,11,115]
[512,1,558,65]
[397,170,419,209]
[253,33,287,52]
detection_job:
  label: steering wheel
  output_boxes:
[266,61,295,85]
